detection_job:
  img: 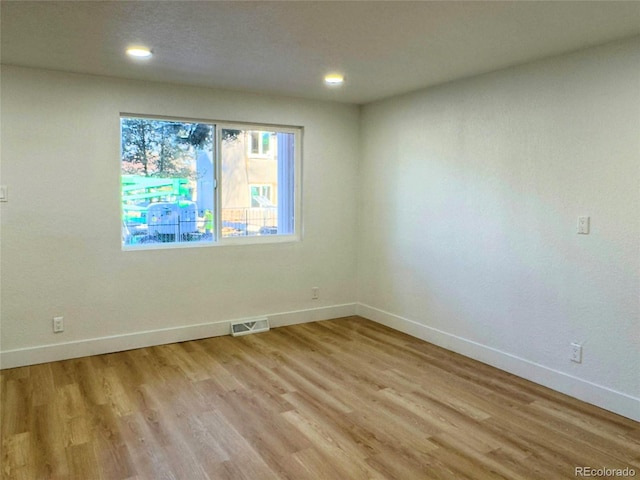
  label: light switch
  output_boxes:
[577,216,590,234]
[0,185,7,202]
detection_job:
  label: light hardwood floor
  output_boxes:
[2,316,639,479]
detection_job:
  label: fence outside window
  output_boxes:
[123,208,278,245]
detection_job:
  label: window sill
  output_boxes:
[122,234,300,252]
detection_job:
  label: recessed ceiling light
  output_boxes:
[126,47,153,59]
[324,73,345,86]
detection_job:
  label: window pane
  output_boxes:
[121,117,215,246]
[221,129,295,237]
[250,131,259,155]
[262,132,271,155]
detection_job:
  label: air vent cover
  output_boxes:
[230,318,270,337]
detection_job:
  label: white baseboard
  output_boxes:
[0,303,357,369]
[4,301,636,422]
[356,303,640,422]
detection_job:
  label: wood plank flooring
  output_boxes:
[2,316,639,479]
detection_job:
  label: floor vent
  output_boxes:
[230,318,270,337]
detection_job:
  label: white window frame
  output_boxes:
[216,123,302,246]
[121,115,302,250]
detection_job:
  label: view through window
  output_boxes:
[121,117,299,248]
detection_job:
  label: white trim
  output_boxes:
[5,301,634,422]
[0,303,357,370]
[356,303,640,422]
[218,233,300,246]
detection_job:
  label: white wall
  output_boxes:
[0,66,360,365]
[358,38,640,420]
[2,39,638,421]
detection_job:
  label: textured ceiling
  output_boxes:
[2,1,639,104]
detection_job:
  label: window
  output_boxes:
[249,184,273,208]
[248,131,273,158]
[121,116,300,249]
[220,128,296,238]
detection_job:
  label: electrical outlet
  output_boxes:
[311,287,320,300]
[577,216,590,234]
[53,316,64,333]
[570,343,582,363]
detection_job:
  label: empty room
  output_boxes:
[1,1,639,479]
